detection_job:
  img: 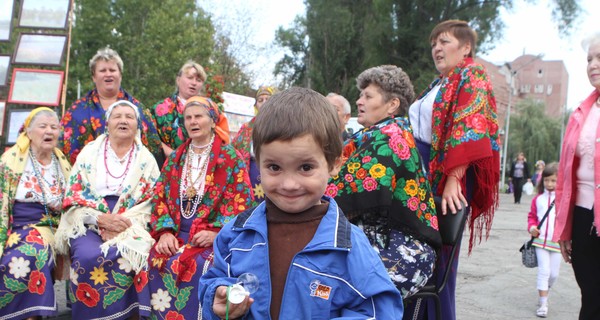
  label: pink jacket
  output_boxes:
[554,90,600,242]
[528,191,556,245]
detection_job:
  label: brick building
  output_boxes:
[476,54,569,131]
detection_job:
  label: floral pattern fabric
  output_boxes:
[59,88,162,164]
[420,57,500,249]
[328,117,441,295]
[328,117,440,247]
[0,145,71,319]
[149,94,187,151]
[54,134,160,319]
[148,138,253,319]
[231,119,264,205]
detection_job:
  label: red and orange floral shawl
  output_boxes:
[419,57,500,249]
[150,138,253,247]
[231,118,254,170]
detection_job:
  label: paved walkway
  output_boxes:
[51,193,581,319]
[456,193,580,319]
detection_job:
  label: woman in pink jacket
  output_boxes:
[554,32,600,320]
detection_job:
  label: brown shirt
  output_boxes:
[266,198,328,320]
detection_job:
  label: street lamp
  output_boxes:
[500,54,543,190]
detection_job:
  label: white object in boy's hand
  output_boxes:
[228,273,260,304]
[228,284,250,304]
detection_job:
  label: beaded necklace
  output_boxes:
[104,139,134,192]
[28,147,64,228]
[180,135,214,219]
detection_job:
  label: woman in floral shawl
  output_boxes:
[149,60,207,161]
[231,85,278,205]
[55,100,160,319]
[59,47,161,165]
[328,65,441,299]
[148,96,252,319]
[0,107,71,319]
[407,20,500,320]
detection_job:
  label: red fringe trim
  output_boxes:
[466,154,500,253]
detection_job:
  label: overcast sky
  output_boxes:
[201,0,599,110]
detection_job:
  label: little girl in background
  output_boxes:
[527,162,560,318]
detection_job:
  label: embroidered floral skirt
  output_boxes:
[147,248,214,320]
[68,229,151,319]
[0,202,57,319]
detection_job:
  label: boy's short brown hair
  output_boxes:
[252,87,343,170]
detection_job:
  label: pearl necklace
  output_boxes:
[28,147,64,226]
[180,135,214,219]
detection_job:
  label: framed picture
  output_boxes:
[0,55,9,86]
[0,101,5,136]
[6,108,31,144]
[0,0,15,41]
[8,69,64,106]
[13,33,67,66]
[18,0,70,30]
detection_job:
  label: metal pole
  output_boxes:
[500,72,513,190]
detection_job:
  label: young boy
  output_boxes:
[199,87,403,319]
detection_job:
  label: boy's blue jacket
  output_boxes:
[199,196,403,319]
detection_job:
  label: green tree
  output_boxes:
[506,99,562,169]
[68,0,215,108]
[274,0,581,111]
[273,16,309,88]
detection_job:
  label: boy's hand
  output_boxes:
[529,226,540,238]
[213,285,254,319]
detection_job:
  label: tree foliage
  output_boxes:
[274,0,581,111]
[506,99,562,167]
[68,0,215,108]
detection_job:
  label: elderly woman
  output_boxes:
[148,96,253,318]
[60,47,161,164]
[408,20,500,319]
[327,65,441,299]
[55,101,160,319]
[554,32,600,320]
[231,85,278,204]
[150,60,207,159]
[0,108,71,320]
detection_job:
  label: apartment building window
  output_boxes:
[520,84,531,93]
[534,84,544,93]
[547,84,553,95]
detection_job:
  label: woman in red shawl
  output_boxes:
[147,96,253,319]
[407,20,500,320]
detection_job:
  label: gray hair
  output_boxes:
[27,110,59,134]
[582,32,600,52]
[326,93,351,115]
[356,65,415,117]
[89,47,124,75]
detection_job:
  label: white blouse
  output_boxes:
[95,141,137,196]
[408,83,442,144]
[15,156,65,211]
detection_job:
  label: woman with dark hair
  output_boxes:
[328,65,441,299]
[408,19,500,319]
[510,152,531,204]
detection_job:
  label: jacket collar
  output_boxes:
[234,196,353,249]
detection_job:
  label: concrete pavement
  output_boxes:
[50,192,581,319]
[456,193,580,319]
